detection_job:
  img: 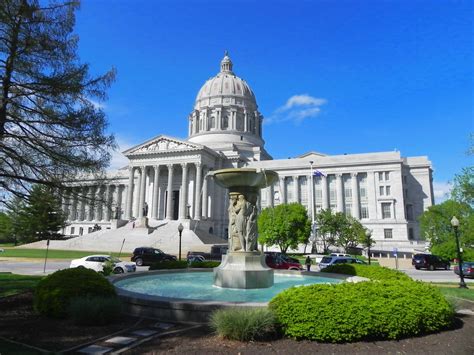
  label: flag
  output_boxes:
[313,170,325,177]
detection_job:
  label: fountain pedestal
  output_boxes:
[213,251,274,289]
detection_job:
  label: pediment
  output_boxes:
[123,135,203,156]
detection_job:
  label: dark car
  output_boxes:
[264,252,303,270]
[454,262,474,278]
[131,247,176,266]
[412,253,450,271]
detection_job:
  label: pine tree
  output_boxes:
[0,0,116,201]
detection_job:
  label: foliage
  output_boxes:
[68,296,122,325]
[34,267,116,318]
[0,0,116,201]
[210,308,278,341]
[149,260,188,270]
[315,209,368,253]
[269,281,454,342]
[0,273,43,297]
[102,258,114,276]
[320,264,412,281]
[0,212,14,244]
[451,166,474,207]
[419,200,474,260]
[189,260,220,268]
[258,203,311,253]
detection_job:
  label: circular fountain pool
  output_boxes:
[112,270,345,324]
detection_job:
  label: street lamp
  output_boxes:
[177,223,184,261]
[451,216,467,288]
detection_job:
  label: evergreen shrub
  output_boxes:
[34,267,116,318]
[189,260,220,268]
[269,281,454,342]
[210,308,278,341]
[149,260,188,270]
[68,296,122,325]
[321,264,411,281]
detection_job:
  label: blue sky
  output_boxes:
[75,0,472,202]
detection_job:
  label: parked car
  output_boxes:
[131,247,177,266]
[187,244,228,262]
[264,252,303,270]
[70,255,136,274]
[454,262,474,278]
[412,253,450,270]
[318,256,363,270]
[187,254,206,263]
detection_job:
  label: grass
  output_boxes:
[435,285,474,302]
[0,248,123,259]
[0,273,44,297]
[0,339,43,354]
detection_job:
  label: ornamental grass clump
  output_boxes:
[210,308,278,341]
[34,268,116,318]
[321,263,411,281]
[269,280,454,343]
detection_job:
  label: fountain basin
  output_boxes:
[211,168,278,189]
[112,269,346,324]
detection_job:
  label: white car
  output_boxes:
[70,255,136,274]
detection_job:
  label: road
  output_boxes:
[1,258,473,284]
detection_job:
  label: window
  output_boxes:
[345,203,352,216]
[360,204,369,219]
[382,203,391,219]
[385,171,390,181]
[408,228,414,240]
[384,229,393,239]
[70,227,75,235]
[379,186,384,196]
[379,171,390,182]
[403,175,407,184]
[344,186,352,198]
[386,186,391,195]
[360,187,367,198]
[378,172,384,181]
[79,227,83,236]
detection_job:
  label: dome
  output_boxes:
[188,52,264,151]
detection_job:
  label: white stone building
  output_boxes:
[62,53,433,253]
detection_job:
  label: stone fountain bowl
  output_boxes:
[211,168,278,189]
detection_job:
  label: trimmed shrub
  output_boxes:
[149,260,188,270]
[210,308,278,341]
[189,260,220,268]
[34,267,116,318]
[321,264,411,281]
[269,280,454,342]
[68,296,122,325]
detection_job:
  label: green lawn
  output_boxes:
[0,248,124,259]
[436,285,474,302]
[0,273,44,297]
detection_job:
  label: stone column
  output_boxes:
[194,162,202,220]
[87,187,94,221]
[125,167,135,219]
[307,174,313,217]
[321,175,329,210]
[103,185,111,221]
[293,176,299,203]
[138,166,147,218]
[69,189,77,220]
[152,165,160,219]
[179,163,188,219]
[202,167,208,219]
[78,187,86,221]
[351,173,360,219]
[279,177,286,204]
[166,164,174,220]
[116,185,124,219]
[336,174,344,212]
[267,185,274,208]
[94,186,102,221]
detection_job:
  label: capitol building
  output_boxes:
[59,53,433,253]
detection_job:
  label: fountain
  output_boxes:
[112,167,346,324]
[210,168,278,289]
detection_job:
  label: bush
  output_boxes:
[189,260,220,268]
[68,296,122,325]
[149,260,188,270]
[321,264,411,281]
[269,280,454,342]
[34,267,116,318]
[210,308,278,341]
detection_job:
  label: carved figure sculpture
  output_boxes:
[235,194,247,251]
[245,193,258,251]
[228,194,240,251]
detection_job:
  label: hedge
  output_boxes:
[34,267,117,318]
[269,280,454,342]
[149,260,188,270]
[321,264,412,281]
[189,260,220,268]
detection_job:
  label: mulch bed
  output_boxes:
[2,291,474,354]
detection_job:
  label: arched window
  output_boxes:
[222,114,229,129]
[210,115,216,129]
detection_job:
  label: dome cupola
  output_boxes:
[188,52,265,152]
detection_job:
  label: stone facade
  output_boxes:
[63,53,433,252]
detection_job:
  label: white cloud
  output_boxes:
[266,94,327,125]
[433,181,452,204]
[88,99,106,110]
